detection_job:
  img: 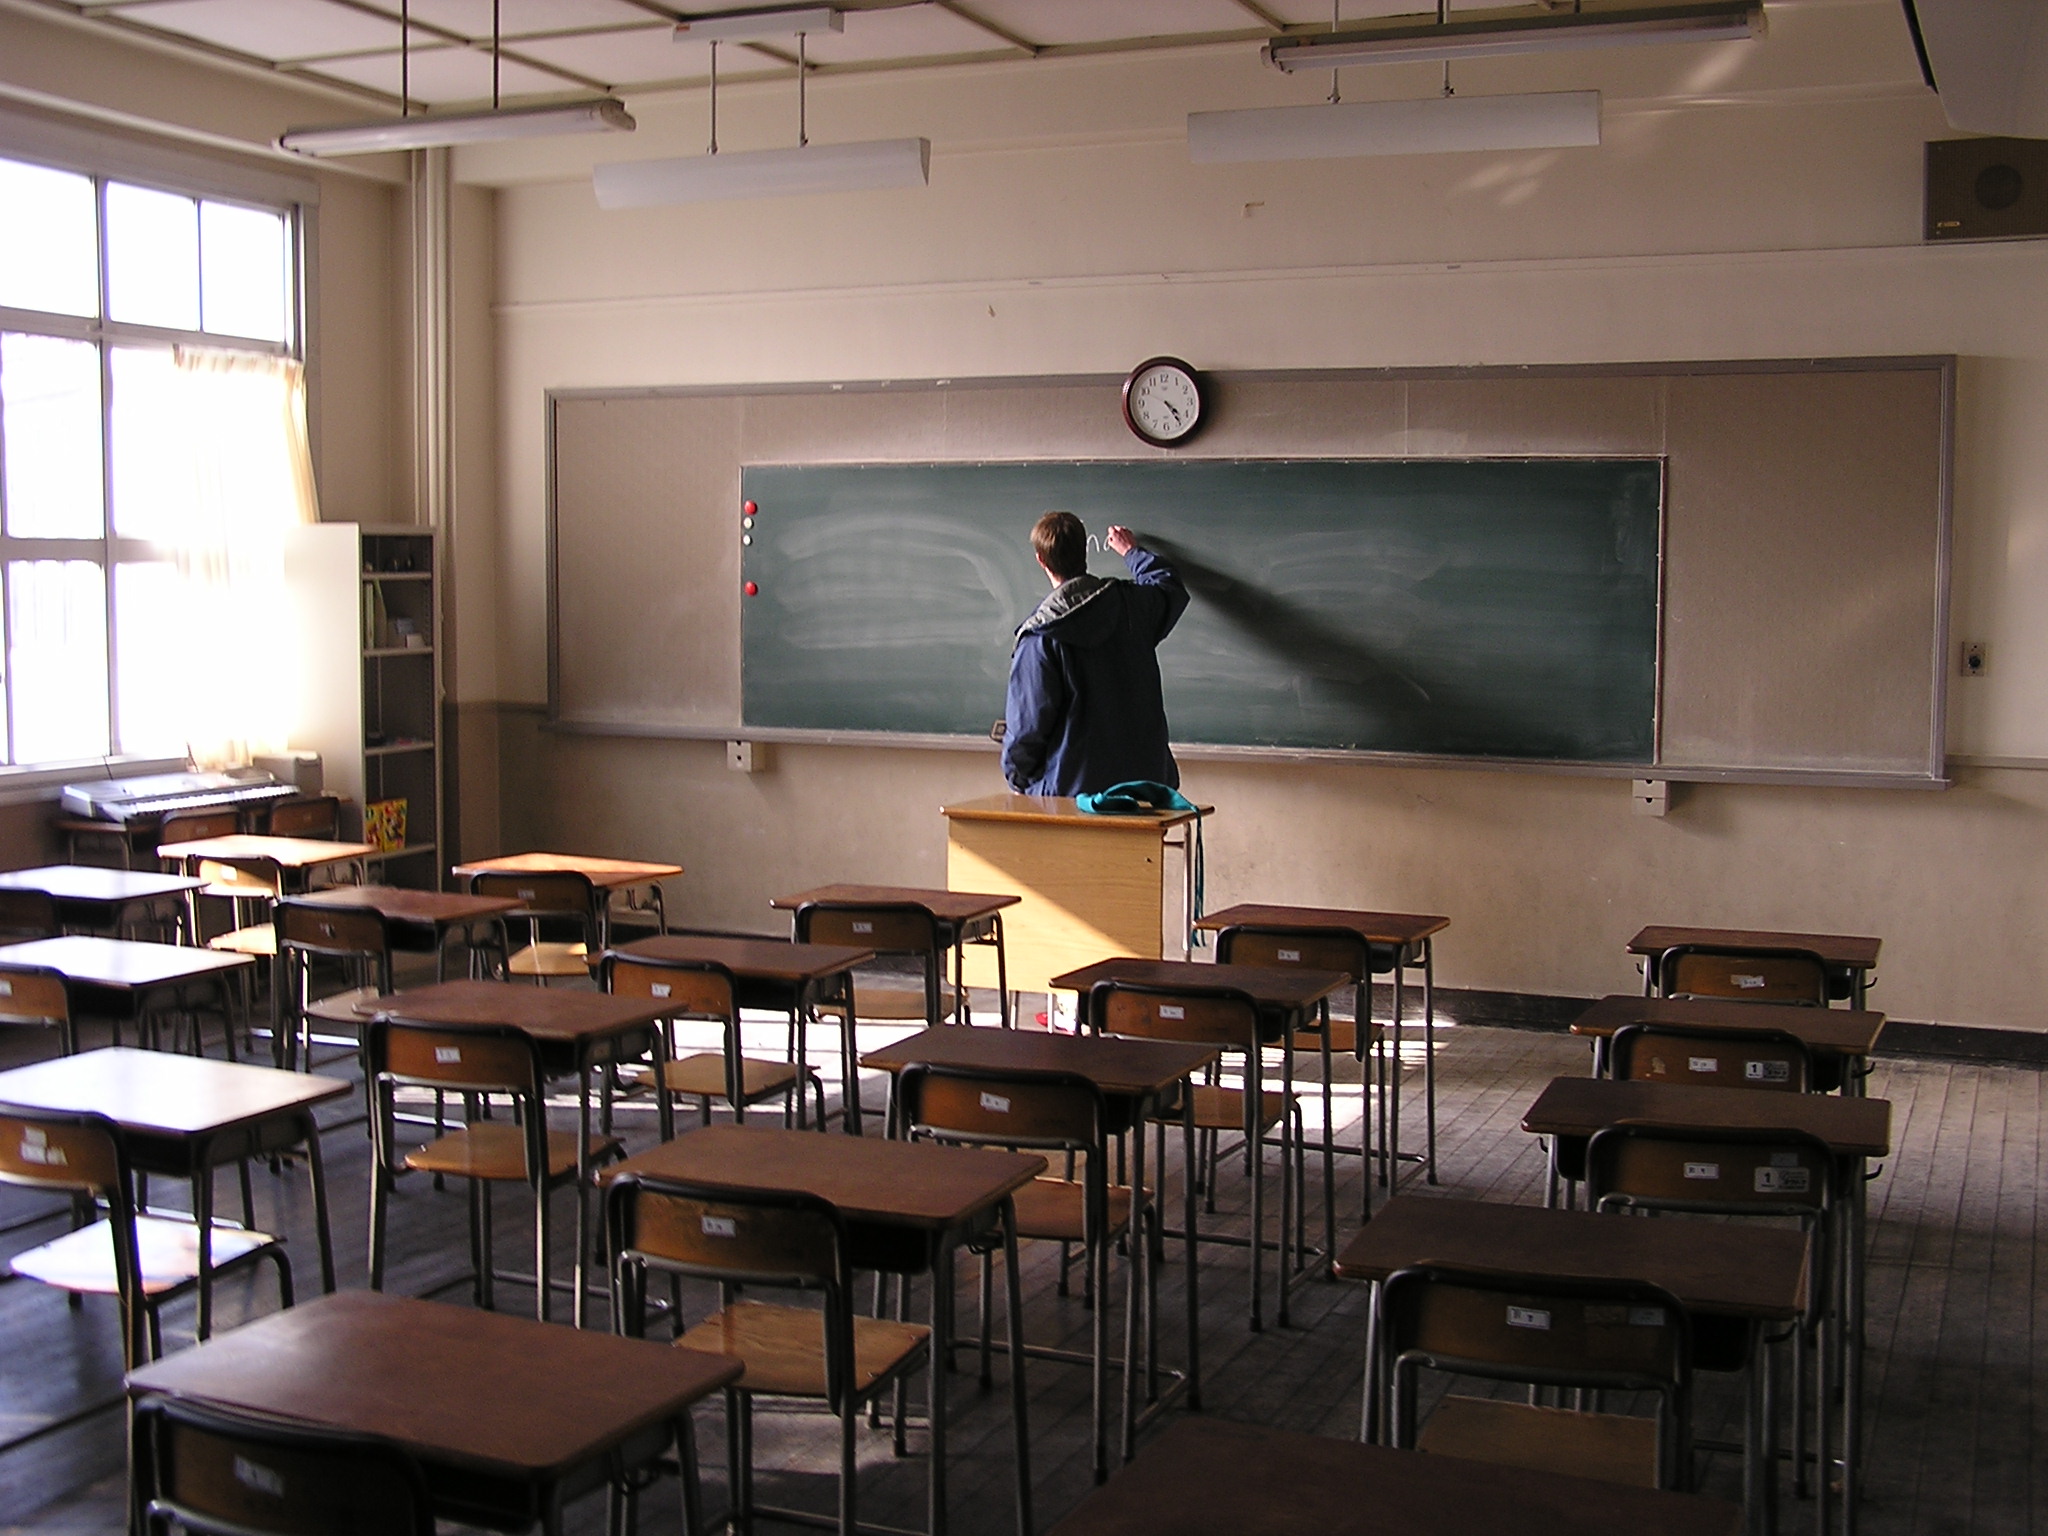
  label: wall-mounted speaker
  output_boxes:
[1926,137,2048,241]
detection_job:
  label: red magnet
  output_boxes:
[744,581,758,596]
[743,500,758,516]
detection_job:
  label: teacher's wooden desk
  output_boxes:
[941,795,1208,998]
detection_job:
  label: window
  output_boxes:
[0,153,299,768]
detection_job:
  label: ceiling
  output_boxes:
[30,0,1727,111]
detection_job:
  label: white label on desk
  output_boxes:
[1684,1161,1720,1181]
[1158,1005,1185,1020]
[980,1092,1011,1114]
[0,980,13,997]
[518,888,537,900]
[1733,973,1766,989]
[1688,1056,1719,1074]
[1628,1307,1668,1328]
[1506,1306,1551,1330]
[1277,948,1301,962]
[17,1129,63,1167]
[852,921,874,934]
[1756,1165,1811,1194]
[701,1215,737,1238]
[232,1457,285,1498]
[434,1046,462,1064]
[651,982,673,999]
[1745,1059,1790,1083]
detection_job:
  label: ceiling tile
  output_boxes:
[299,44,579,104]
[954,0,1259,49]
[113,0,403,62]
[793,5,1012,64]
[503,26,696,89]
[358,0,664,42]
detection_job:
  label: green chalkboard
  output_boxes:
[740,459,1662,762]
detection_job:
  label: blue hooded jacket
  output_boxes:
[1002,545,1189,797]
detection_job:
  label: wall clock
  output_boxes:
[1121,356,1204,448]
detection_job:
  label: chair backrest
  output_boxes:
[0,889,59,941]
[793,902,943,966]
[135,1395,435,1536]
[369,1019,540,1097]
[601,954,738,1022]
[1214,925,1369,981]
[0,1107,120,1196]
[275,900,392,962]
[470,870,601,926]
[159,808,241,848]
[1088,980,1262,1050]
[263,795,341,839]
[1660,946,1828,1006]
[1587,1123,1836,1221]
[898,1063,1103,1152]
[1610,1023,1812,1093]
[0,964,69,1030]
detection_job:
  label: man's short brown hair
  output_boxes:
[1032,511,1088,580]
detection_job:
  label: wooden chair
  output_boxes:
[132,1394,434,1536]
[158,807,241,852]
[260,795,342,839]
[0,888,60,942]
[0,1107,292,1368]
[1609,1022,1813,1094]
[607,1174,932,1536]
[601,952,825,1130]
[795,900,960,1025]
[367,1020,622,1322]
[1088,978,1305,1331]
[273,899,398,1074]
[0,963,75,1056]
[1658,945,1830,1006]
[468,870,602,984]
[1381,1262,1694,1492]
[897,1062,1140,1481]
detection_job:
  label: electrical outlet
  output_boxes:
[727,740,768,773]
[1962,641,1988,678]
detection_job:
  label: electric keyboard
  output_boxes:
[61,771,296,825]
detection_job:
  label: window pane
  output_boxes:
[106,183,199,331]
[113,561,185,759]
[9,560,108,764]
[1,334,104,537]
[0,158,98,318]
[201,201,290,343]
[108,346,194,540]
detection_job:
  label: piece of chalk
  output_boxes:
[744,581,758,596]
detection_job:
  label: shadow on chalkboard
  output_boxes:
[1144,535,1434,712]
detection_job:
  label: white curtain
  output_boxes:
[168,347,320,769]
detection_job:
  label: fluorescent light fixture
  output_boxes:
[1190,91,1601,161]
[594,137,930,207]
[1266,1,1763,71]
[675,6,842,43]
[279,98,634,157]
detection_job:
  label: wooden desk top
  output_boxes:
[770,885,1021,924]
[942,793,1208,830]
[291,885,519,926]
[0,1046,347,1137]
[450,852,682,888]
[605,1124,1045,1232]
[1334,1195,1809,1323]
[364,978,671,1042]
[0,865,200,902]
[1571,994,1887,1057]
[0,935,252,989]
[1628,924,1881,970]
[613,933,875,982]
[1045,1416,1740,1536]
[1048,957,1350,1013]
[1195,902,1449,947]
[1523,1075,1893,1159]
[128,1291,740,1480]
[861,1026,1219,1099]
[160,835,376,869]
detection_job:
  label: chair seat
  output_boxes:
[209,925,276,957]
[10,1216,279,1297]
[303,986,386,1026]
[507,942,591,978]
[1155,1084,1290,1134]
[632,1054,802,1104]
[403,1121,619,1182]
[679,1299,930,1398]
[822,977,963,1022]
[1418,1397,1660,1490]
[1009,1176,1133,1244]
[198,865,280,901]
[1288,1016,1383,1056]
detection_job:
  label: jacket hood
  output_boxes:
[1014,574,1119,651]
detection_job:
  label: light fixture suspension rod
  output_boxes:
[493,0,501,109]
[798,31,808,147]
[1329,0,1340,105]
[709,39,719,153]
[401,0,410,116]
[1439,0,1453,95]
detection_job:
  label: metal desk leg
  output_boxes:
[300,1110,336,1293]
[1843,1157,1866,1536]
[1388,964,1403,1190]
[1422,941,1437,1185]
[192,1162,216,1342]
[1278,1031,1294,1329]
[1320,1000,1337,1263]
[994,915,1010,1029]
[572,1064,592,1329]
[930,1243,952,1536]
[1361,1278,1383,1444]
[1001,1201,1032,1536]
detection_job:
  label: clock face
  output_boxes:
[1123,358,1203,447]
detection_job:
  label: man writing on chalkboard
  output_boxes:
[1001,512,1188,796]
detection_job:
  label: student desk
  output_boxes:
[361,978,673,1327]
[770,883,1020,1027]
[1523,1076,1892,1535]
[0,1046,346,1338]
[612,933,876,1132]
[451,851,681,946]
[158,834,376,890]
[861,1024,1220,1443]
[127,1290,741,1536]
[1045,1414,1741,1536]
[602,1124,1044,1536]
[1334,1195,1804,1533]
[1195,902,1450,1193]
[1571,994,1887,1092]
[1050,955,1349,1330]
[290,884,517,978]
[1629,925,1881,1008]
[0,935,252,1056]
[0,864,199,941]
[940,795,1209,997]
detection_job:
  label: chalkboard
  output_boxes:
[740,459,1662,762]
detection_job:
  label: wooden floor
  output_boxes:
[0,1008,2032,1534]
